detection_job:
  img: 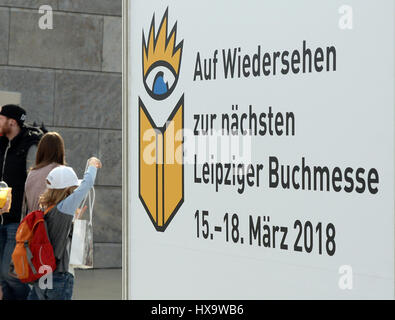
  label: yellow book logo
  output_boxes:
[139,9,184,231]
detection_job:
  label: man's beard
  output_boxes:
[0,123,11,136]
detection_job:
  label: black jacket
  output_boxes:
[0,125,43,225]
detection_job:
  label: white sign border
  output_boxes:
[122,0,130,300]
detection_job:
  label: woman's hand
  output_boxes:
[88,157,102,169]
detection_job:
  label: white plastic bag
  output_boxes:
[70,172,95,269]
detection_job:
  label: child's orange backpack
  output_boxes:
[11,206,56,283]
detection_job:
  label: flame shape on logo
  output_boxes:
[142,8,183,100]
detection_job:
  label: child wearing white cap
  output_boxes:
[27,157,102,300]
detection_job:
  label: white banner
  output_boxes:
[127,0,395,299]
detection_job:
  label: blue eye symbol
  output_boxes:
[144,62,177,100]
[153,72,168,96]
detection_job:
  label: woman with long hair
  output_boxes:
[24,132,66,213]
[0,132,66,300]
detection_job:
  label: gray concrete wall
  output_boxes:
[0,0,122,268]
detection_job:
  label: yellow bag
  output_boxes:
[0,181,12,213]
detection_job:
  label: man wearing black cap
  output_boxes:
[0,104,43,300]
